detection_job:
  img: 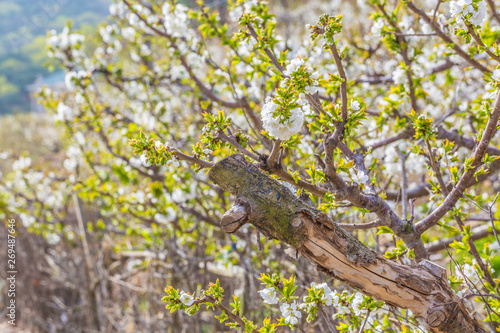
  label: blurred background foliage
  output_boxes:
[0,0,111,114]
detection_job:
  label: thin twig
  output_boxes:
[406,1,490,73]
[359,310,372,333]
[319,307,337,333]
[337,219,382,230]
[394,32,437,37]
[415,91,500,234]
[468,293,500,300]
[219,132,261,161]
[409,199,416,223]
[427,224,500,252]
[396,148,409,219]
[171,148,214,168]
[465,23,500,62]
[329,43,348,121]
[489,193,500,249]
[432,0,443,22]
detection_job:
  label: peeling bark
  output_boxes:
[208,154,486,333]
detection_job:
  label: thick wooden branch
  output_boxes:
[208,154,486,333]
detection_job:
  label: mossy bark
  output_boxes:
[208,154,486,333]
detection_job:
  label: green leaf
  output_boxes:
[376,226,394,235]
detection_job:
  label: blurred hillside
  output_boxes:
[0,0,111,115]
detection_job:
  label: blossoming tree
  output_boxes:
[2,0,500,331]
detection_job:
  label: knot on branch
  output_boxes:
[426,307,447,327]
[220,203,249,234]
[397,219,415,235]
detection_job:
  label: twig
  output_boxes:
[337,219,382,230]
[246,24,285,72]
[441,243,494,322]
[194,296,259,333]
[319,307,337,333]
[424,141,496,286]
[396,147,409,219]
[415,90,500,234]
[359,310,372,333]
[406,1,490,73]
[468,293,500,300]
[329,43,348,121]
[465,23,500,62]
[432,0,443,22]
[376,4,418,111]
[426,224,500,252]
[486,0,500,25]
[73,193,104,330]
[489,193,500,249]
[394,32,437,37]
[170,148,214,168]
[219,132,261,161]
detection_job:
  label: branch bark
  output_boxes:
[208,154,486,333]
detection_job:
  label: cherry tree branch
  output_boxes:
[329,43,348,121]
[465,23,500,62]
[170,148,214,169]
[414,91,500,234]
[427,224,500,252]
[337,219,382,230]
[406,1,490,73]
[193,296,258,333]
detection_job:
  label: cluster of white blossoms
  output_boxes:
[162,2,190,38]
[280,301,302,325]
[258,286,279,304]
[56,102,74,122]
[179,292,195,306]
[121,26,136,41]
[261,56,324,140]
[19,213,36,228]
[228,0,259,22]
[95,24,123,58]
[282,57,320,93]
[109,1,128,19]
[47,26,85,52]
[63,145,82,172]
[350,292,367,316]
[139,152,152,167]
[99,24,118,44]
[351,100,361,111]
[12,156,31,171]
[456,263,482,285]
[392,66,407,85]
[492,68,500,81]
[283,57,305,76]
[303,282,350,316]
[261,97,305,140]
[350,169,369,185]
[371,18,385,38]
[280,56,320,94]
[47,27,86,64]
[258,282,372,328]
[65,70,90,91]
[450,0,487,26]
